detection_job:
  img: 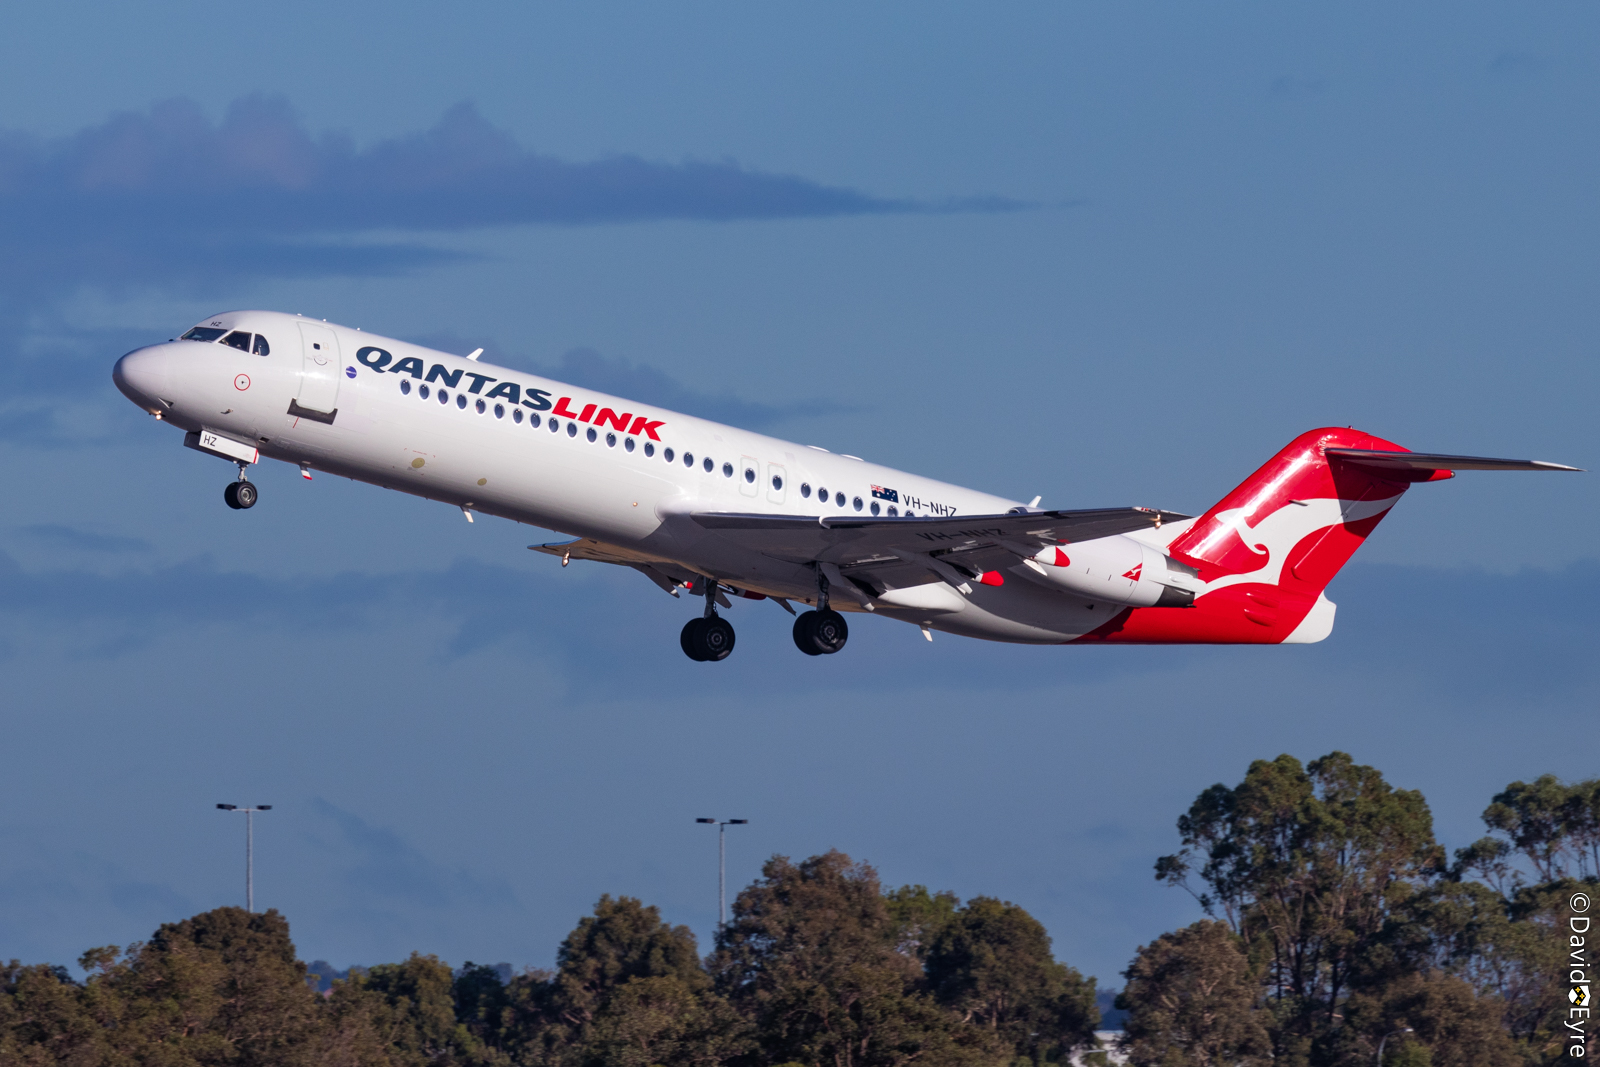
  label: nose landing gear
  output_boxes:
[223,461,258,510]
[681,578,736,661]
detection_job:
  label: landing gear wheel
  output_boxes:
[233,481,257,509]
[695,617,735,661]
[794,609,848,655]
[223,482,241,509]
[792,612,821,655]
[680,618,709,661]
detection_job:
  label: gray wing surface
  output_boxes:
[688,507,1190,583]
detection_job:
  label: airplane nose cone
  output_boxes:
[113,346,172,411]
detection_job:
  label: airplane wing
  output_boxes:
[1326,448,1583,473]
[529,537,695,597]
[688,507,1189,590]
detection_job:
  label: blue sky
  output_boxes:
[0,2,1596,986]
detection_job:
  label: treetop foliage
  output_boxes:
[3,757,1586,1067]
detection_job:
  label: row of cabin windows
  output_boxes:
[395,376,911,515]
[181,326,270,355]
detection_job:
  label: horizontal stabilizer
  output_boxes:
[1326,448,1582,473]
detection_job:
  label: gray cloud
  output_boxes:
[18,524,152,554]
[0,96,1021,301]
[0,549,1594,703]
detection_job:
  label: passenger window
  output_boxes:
[586,427,597,442]
[818,486,828,502]
[606,432,617,447]
[494,404,504,418]
[401,380,412,395]
[645,442,655,457]
[801,483,811,498]
[723,462,733,477]
[548,417,559,432]
[420,385,431,399]
[870,501,880,516]
[476,399,487,414]
[625,437,635,452]
[222,331,252,352]
[567,422,577,437]
[513,408,523,423]
[457,395,468,409]
[664,448,674,462]
[853,497,864,511]
[180,327,227,342]
[744,467,755,483]
[836,492,845,506]
[703,457,713,472]
[887,505,897,516]
[684,452,694,467]
[773,475,783,491]
[252,334,270,356]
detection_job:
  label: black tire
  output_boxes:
[811,609,849,654]
[792,612,821,655]
[680,618,709,661]
[223,482,241,509]
[694,617,735,661]
[234,481,258,509]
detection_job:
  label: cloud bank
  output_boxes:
[0,96,952,231]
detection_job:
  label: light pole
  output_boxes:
[1376,1027,1413,1066]
[695,818,747,929]
[217,804,272,913]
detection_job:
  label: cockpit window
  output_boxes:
[180,327,227,342]
[252,334,270,356]
[222,331,252,352]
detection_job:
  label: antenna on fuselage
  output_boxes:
[466,348,484,361]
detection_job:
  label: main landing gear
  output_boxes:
[223,461,258,510]
[792,568,848,656]
[677,569,851,661]
[681,579,736,662]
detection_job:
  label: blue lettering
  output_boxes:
[356,346,392,371]
[521,388,553,412]
[389,356,424,379]
[485,381,522,404]
[425,364,464,388]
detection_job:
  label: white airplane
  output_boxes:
[113,311,1579,661]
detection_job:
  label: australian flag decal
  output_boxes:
[871,485,899,503]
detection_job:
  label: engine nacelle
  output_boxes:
[1016,535,1199,607]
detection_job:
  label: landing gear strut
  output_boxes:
[793,568,848,655]
[223,461,258,510]
[680,578,736,662]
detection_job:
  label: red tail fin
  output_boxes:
[1076,428,1436,644]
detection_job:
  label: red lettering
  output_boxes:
[577,403,597,423]
[629,416,665,441]
[552,396,580,418]
[595,408,633,431]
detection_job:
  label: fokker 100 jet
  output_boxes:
[113,311,1579,661]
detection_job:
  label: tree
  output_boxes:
[504,894,745,1066]
[923,896,1098,1062]
[1155,752,1443,1061]
[1117,920,1271,1067]
[112,907,325,1066]
[713,851,992,1067]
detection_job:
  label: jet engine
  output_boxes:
[1015,535,1200,607]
